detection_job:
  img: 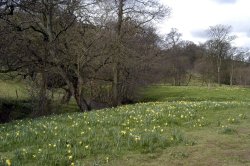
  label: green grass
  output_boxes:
[140,85,250,102]
[1,85,250,165]
[0,79,79,120]
[0,79,28,100]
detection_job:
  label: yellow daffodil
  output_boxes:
[6,159,11,166]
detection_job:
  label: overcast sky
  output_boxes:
[158,0,250,47]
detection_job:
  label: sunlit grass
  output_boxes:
[140,85,250,102]
[1,83,250,165]
[1,100,249,165]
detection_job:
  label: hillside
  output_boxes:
[1,85,250,165]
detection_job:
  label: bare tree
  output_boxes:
[165,28,182,49]
[97,0,170,106]
[163,28,192,85]
[206,24,236,86]
[0,0,104,112]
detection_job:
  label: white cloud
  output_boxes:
[213,0,237,4]
[158,0,250,47]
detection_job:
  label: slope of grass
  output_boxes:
[1,85,250,165]
[140,85,250,102]
[0,102,250,165]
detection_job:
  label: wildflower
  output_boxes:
[68,155,73,160]
[71,162,75,166]
[121,131,126,135]
[106,157,109,163]
[6,159,11,166]
[85,145,89,149]
[134,136,141,142]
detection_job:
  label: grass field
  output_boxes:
[140,85,250,102]
[0,79,28,100]
[1,85,250,165]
